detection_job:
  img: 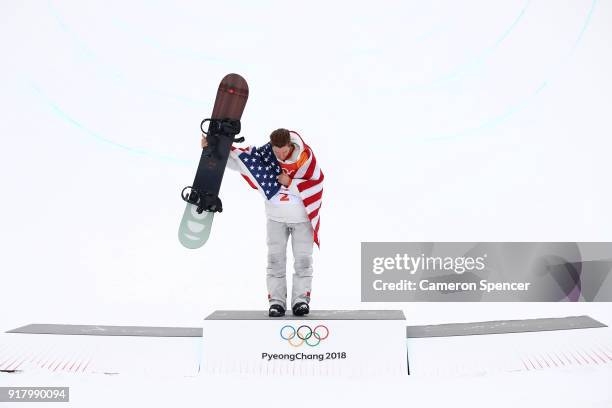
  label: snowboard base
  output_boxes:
[178,203,215,249]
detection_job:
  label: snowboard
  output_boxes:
[178,73,249,249]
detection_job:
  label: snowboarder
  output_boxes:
[201,128,323,317]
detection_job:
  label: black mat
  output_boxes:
[406,315,606,338]
[7,315,604,338]
[6,324,202,337]
[205,310,406,320]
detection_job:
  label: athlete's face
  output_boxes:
[272,144,292,161]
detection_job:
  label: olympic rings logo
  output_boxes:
[280,325,329,347]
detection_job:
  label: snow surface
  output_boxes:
[1,364,611,408]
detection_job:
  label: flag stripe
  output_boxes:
[306,201,322,216]
[308,207,320,221]
[310,214,320,233]
[303,190,323,208]
[297,170,324,192]
[293,156,311,179]
[242,174,258,190]
[301,156,317,180]
[303,187,324,212]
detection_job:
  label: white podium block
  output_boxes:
[202,310,407,376]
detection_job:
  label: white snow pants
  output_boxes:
[266,219,314,309]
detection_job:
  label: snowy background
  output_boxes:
[1,2,612,404]
[2,0,611,323]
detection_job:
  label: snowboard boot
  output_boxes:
[292,302,310,316]
[269,304,285,317]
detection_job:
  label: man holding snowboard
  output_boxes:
[201,128,323,317]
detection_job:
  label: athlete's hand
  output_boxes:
[201,134,208,148]
[277,170,291,187]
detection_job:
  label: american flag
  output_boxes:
[229,132,323,247]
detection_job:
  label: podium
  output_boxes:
[202,310,407,376]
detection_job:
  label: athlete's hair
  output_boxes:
[270,128,291,147]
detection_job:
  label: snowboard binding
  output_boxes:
[181,186,223,214]
[200,118,244,158]
[182,117,245,213]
